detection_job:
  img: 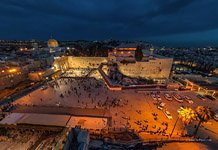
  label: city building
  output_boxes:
[48,38,59,53]
[0,66,25,90]
[108,44,136,62]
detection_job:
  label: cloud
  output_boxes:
[147,0,197,18]
[0,0,218,45]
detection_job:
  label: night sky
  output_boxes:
[1,0,218,46]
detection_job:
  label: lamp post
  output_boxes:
[170,117,179,137]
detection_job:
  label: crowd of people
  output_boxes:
[42,77,130,110]
[134,119,169,136]
[11,74,176,140]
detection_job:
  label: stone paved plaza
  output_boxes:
[13,76,218,147]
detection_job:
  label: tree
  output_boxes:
[135,46,143,61]
[170,107,196,137]
[193,106,213,137]
[178,107,197,127]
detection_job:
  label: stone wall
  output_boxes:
[118,58,173,79]
[67,57,107,68]
[54,56,173,80]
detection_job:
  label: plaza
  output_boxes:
[0,62,217,149]
[8,73,218,147]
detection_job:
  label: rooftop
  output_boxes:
[116,44,137,51]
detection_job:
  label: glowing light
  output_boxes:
[8,69,17,73]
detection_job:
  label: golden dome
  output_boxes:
[48,39,58,48]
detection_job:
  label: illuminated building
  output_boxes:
[53,44,173,83]
[108,44,136,62]
[0,67,25,90]
[48,38,59,53]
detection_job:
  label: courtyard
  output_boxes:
[10,74,218,146]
